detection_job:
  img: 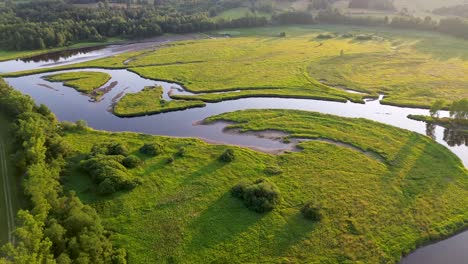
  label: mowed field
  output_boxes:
[62,109,468,263]
[6,25,468,109]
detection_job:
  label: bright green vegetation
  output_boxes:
[62,109,468,263]
[6,25,468,109]
[113,86,206,117]
[44,71,111,99]
[0,79,125,263]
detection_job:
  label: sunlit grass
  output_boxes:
[63,109,468,263]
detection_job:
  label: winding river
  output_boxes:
[1,43,468,264]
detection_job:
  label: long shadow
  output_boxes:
[186,191,266,253]
[268,212,319,258]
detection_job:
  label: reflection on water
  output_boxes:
[443,127,468,147]
[20,46,105,63]
[426,123,436,141]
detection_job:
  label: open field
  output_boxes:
[62,109,468,263]
[44,71,111,99]
[4,25,468,109]
[114,86,206,117]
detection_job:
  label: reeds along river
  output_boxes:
[2,44,468,264]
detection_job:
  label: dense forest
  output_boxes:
[0,79,127,263]
[433,4,468,18]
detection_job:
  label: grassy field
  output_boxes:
[44,71,111,99]
[5,25,468,109]
[114,86,206,117]
[62,109,468,263]
[216,7,272,20]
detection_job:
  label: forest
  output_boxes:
[1,0,468,51]
[0,79,126,263]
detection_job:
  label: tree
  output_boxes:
[450,99,468,120]
[430,100,444,118]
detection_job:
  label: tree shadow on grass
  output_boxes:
[186,191,266,253]
[267,212,319,258]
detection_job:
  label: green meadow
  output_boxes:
[44,71,111,99]
[114,86,206,117]
[4,25,468,109]
[62,109,468,263]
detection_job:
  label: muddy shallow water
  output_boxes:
[2,61,468,263]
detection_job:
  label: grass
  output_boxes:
[44,71,111,99]
[113,86,206,117]
[62,109,468,263]
[216,7,272,20]
[4,25,468,109]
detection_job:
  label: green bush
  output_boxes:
[107,143,129,156]
[139,143,163,156]
[98,178,116,195]
[122,155,141,168]
[301,202,322,221]
[316,33,334,39]
[176,147,186,157]
[220,149,235,162]
[167,157,175,164]
[264,166,283,175]
[231,178,281,213]
[90,143,128,156]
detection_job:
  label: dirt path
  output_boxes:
[0,138,15,244]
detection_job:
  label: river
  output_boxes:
[1,41,467,264]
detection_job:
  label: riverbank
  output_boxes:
[60,109,468,263]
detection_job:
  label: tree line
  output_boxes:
[0,0,266,51]
[0,78,127,263]
[1,1,468,51]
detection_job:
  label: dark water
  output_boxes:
[4,67,468,264]
[0,34,203,73]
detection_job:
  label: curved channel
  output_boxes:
[3,66,468,264]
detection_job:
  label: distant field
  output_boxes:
[4,25,468,109]
[216,7,271,20]
[63,109,468,263]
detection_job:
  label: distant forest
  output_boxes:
[0,0,467,51]
[433,4,468,18]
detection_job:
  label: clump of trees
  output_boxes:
[450,99,468,121]
[220,149,235,162]
[81,143,142,194]
[0,78,127,263]
[139,142,164,156]
[231,178,281,213]
[301,202,323,221]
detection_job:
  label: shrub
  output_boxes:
[220,149,235,162]
[316,33,334,39]
[301,202,322,221]
[166,157,174,164]
[107,143,129,156]
[139,143,163,156]
[355,34,373,40]
[122,155,141,168]
[90,143,128,156]
[98,178,116,195]
[175,147,186,157]
[75,120,88,130]
[278,32,286,37]
[264,166,283,175]
[231,178,281,213]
